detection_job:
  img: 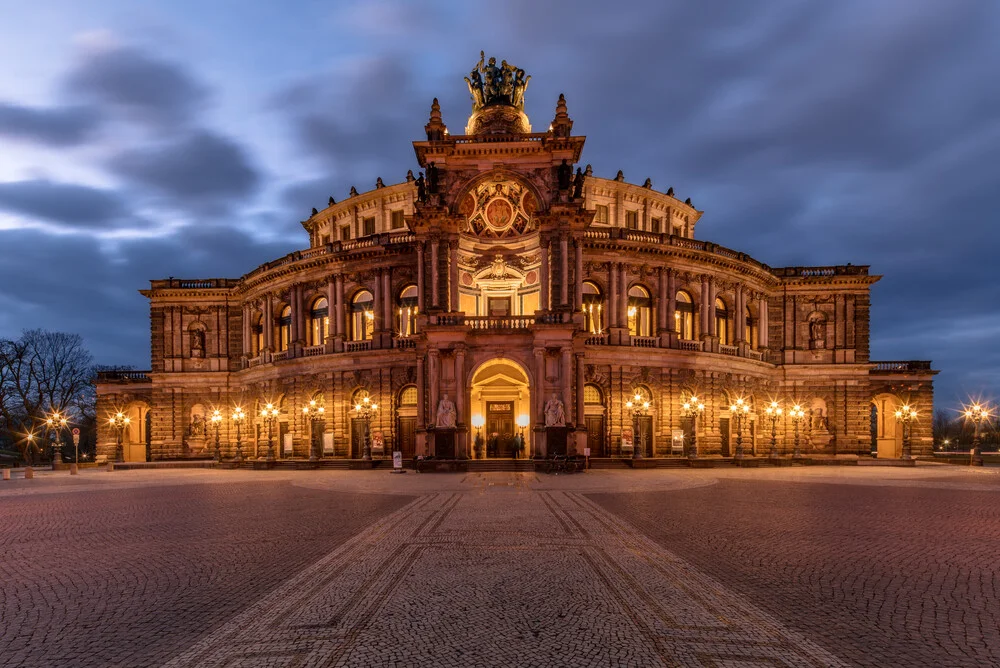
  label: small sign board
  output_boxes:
[72,428,80,436]
[392,451,402,469]
[72,433,80,446]
[584,447,591,457]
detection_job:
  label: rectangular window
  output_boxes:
[594,204,609,224]
[363,216,375,236]
[672,225,682,237]
[320,234,330,245]
[340,225,351,241]
[625,210,638,229]
[651,217,661,234]
[488,297,511,316]
[390,210,404,229]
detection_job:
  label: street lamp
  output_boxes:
[681,395,705,459]
[625,391,651,459]
[108,411,131,463]
[354,395,378,461]
[894,403,917,460]
[516,414,530,459]
[231,406,246,463]
[729,397,751,460]
[210,409,223,462]
[963,402,989,467]
[45,410,69,468]
[788,404,806,459]
[764,400,783,461]
[260,402,279,461]
[472,414,485,459]
[302,399,326,462]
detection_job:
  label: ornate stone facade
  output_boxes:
[95,57,936,463]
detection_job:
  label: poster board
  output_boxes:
[620,426,634,453]
[671,429,685,455]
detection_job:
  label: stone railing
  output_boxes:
[720,344,738,356]
[95,369,151,383]
[467,316,535,331]
[393,337,417,349]
[272,350,289,361]
[747,349,765,361]
[678,339,704,352]
[585,334,608,346]
[871,360,933,372]
[303,345,326,357]
[345,340,371,353]
[247,355,264,368]
[631,336,658,348]
[149,278,237,290]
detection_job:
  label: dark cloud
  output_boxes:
[62,45,208,128]
[0,103,102,146]
[0,179,131,229]
[107,130,260,211]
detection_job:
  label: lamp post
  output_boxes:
[516,414,530,459]
[231,406,246,463]
[963,402,989,466]
[354,396,378,461]
[729,398,751,460]
[789,404,805,459]
[625,391,651,459]
[44,410,69,468]
[260,403,279,461]
[894,403,917,460]
[302,399,326,462]
[108,411,131,463]
[681,395,705,459]
[472,414,485,458]
[210,409,223,462]
[765,400,783,461]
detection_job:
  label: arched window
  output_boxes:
[399,385,417,406]
[627,285,652,337]
[715,297,729,344]
[745,305,755,347]
[675,291,695,340]
[397,285,418,337]
[308,297,329,346]
[584,384,604,405]
[351,290,374,341]
[253,313,264,355]
[582,281,604,334]
[276,305,292,352]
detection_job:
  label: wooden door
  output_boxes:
[586,416,606,456]
[636,415,653,457]
[719,417,730,457]
[351,417,367,458]
[397,417,417,458]
[486,401,514,457]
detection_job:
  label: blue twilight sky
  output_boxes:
[0,0,998,412]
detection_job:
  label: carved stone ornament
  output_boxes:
[461,180,537,238]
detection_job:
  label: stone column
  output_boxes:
[608,263,618,328]
[416,357,426,427]
[289,284,301,347]
[455,348,466,427]
[657,268,668,333]
[575,353,585,428]
[416,242,425,311]
[264,294,274,351]
[533,347,545,424]
[334,275,345,336]
[431,239,440,308]
[699,275,710,339]
[619,263,629,330]
[735,285,746,343]
[326,277,337,343]
[758,297,769,349]
[666,270,677,331]
[560,234,569,307]
[539,240,550,312]
[574,240,583,310]
[561,348,572,424]
[373,269,382,332]
[449,241,459,312]
[428,349,440,428]
[383,268,392,326]
[242,304,251,356]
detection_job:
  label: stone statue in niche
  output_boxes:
[190,329,205,358]
[572,168,585,201]
[809,317,826,349]
[544,393,566,427]
[187,413,205,437]
[557,159,572,191]
[436,394,457,429]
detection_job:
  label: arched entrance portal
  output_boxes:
[872,394,903,458]
[122,401,151,462]
[469,359,531,459]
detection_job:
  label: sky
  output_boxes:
[0,0,997,413]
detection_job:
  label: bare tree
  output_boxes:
[0,330,95,463]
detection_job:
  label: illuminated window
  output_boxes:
[745,305,755,346]
[676,290,694,340]
[584,384,603,405]
[399,386,417,406]
[582,281,604,334]
[594,204,609,224]
[351,290,374,341]
[308,297,329,346]
[277,305,292,352]
[715,297,729,344]
[253,313,264,354]
[627,285,652,337]
[397,285,419,337]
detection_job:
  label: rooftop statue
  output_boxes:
[465,51,531,112]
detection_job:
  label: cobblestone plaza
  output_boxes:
[2,466,999,667]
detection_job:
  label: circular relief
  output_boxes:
[525,270,538,285]
[485,198,514,231]
[460,194,476,217]
[461,272,474,286]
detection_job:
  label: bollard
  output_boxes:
[70,464,78,475]
[24,467,34,479]
[2,469,9,481]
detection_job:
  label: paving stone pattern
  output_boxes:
[0,480,409,668]
[591,478,1000,667]
[165,473,843,667]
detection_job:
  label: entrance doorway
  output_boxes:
[720,417,731,457]
[469,358,531,459]
[586,416,606,457]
